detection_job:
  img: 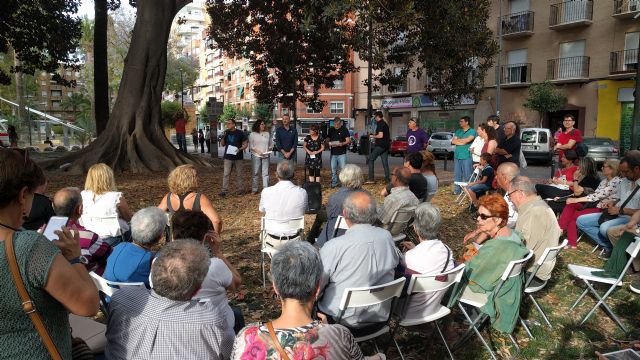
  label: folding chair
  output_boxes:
[69,314,107,354]
[387,206,416,243]
[333,215,350,238]
[456,167,481,204]
[89,272,145,316]
[519,239,568,338]
[259,216,305,287]
[455,250,534,360]
[336,278,407,360]
[396,264,466,359]
[567,236,640,332]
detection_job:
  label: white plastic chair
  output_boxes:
[89,272,145,315]
[386,206,416,243]
[455,250,534,360]
[456,167,481,204]
[568,236,640,332]
[259,216,305,287]
[396,264,466,359]
[80,215,124,241]
[69,314,106,354]
[336,278,407,360]
[519,239,568,338]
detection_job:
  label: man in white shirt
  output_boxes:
[259,161,308,248]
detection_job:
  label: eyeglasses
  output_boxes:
[476,213,496,221]
[506,190,519,199]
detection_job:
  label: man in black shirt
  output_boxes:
[367,111,391,183]
[327,117,351,188]
[487,114,505,145]
[495,121,521,166]
[405,152,429,201]
[220,119,248,197]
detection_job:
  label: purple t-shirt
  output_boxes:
[406,128,429,154]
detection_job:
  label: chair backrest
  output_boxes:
[524,239,567,288]
[81,215,122,237]
[89,272,145,297]
[626,237,640,258]
[338,277,406,311]
[333,215,350,237]
[406,263,466,296]
[261,217,305,234]
[501,250,535,281]
[387,206,416,236]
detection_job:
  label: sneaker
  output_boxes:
[364,180,376,185]
[598,250,612,260]
[630,278,640,294]
[218,191,227,197]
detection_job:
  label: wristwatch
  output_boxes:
[69,255,89,265]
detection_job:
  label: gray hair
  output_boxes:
[413,203,441,240]
[271,241,322,301]
[151,240,210,301]
[53,187,82,217]
[497,162,520,181]
[343,191,377,224]
[131,207,166,245]
[276,160,294,180]
[510,176,536,195]
[338,164,363,189]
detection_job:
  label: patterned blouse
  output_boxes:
[231,320,364,360]
[584,176,623,208]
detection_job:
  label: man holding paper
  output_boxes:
[220,119,248,197]
[327,116,351,188]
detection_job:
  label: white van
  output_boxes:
[520,127,553,164]
[0,119,9,146]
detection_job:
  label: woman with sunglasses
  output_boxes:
[461,193,529,333]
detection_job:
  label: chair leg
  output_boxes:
[261,252,266,288]
[579,281,628,332]
[456,304,497,360]
[570,287,590,311]
[519,317,534,339]
[529,295,553,329]
[591,244,600,253]
[391,335,405,360]
[435,321,455,360]
[507,333,521,360]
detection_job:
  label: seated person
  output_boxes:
[420,150,439,202]
[378,167,419,229]
[459,194,529,333]
[103,207,165,287]
[318,192,399,328]
[158,164,222,234]
[535,150,579,214]
[259,161,308,248]
[106,240,234,359]
[380,153,428,201]
[53,187,112,275]
[231,241,385,360]
[171,210,243,333]
[44,136,54,147]
[549,156,601,215]
[399,203,454,321]
[464,153,494,209]
[22,179,55,231]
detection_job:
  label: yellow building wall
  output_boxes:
[597,80,634,141]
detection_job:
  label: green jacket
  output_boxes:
[463,234,529,333]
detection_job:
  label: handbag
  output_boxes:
[3,231,63,360]
[598,185,640,225]
[266,322,290,360]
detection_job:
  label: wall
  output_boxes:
[596,79,634,141]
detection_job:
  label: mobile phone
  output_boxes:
[42,216,69,241]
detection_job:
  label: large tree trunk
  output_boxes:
[94,0,110,135]
[43,0,207,174]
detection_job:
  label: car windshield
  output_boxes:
[432,133,451,140]
[395,136,407,141]
[583,138,614,146]
[521,131,538,143]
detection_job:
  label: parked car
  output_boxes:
[583,137,619,164]
[0,120,8,146]
[426,132,454,159]
[390,136,408,156]
[520,127,553,165]
[298,134,307,146]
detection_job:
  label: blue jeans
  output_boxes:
[576,213,630,251]
[368,146,390,183]
[176,133,186,152]
[276,151,295,168]
[251,155,270,192]
[330,154,347,186]
[454,157,473,194]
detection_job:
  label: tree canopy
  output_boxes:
[523,81,566,127]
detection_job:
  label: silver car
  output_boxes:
[427,132,454,159]
[583,137,619,164]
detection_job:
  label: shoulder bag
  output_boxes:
[3,231,63,360]
[598,185,640,225]
[266,322,291,360]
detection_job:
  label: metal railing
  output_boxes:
[610,49,639,73]
[547,56,590,80]
[500,63,531,84]
[549,0,593,26]
[501,11,534,35]
[614,0,640,15]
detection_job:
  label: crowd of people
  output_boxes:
[1,109,640,359]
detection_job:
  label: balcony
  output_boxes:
[549,0,593,30]
[500,63,531,86]
[609,49,638,75]
[613,0,640,18]
[547,56,590,81]
[500,11,534,39]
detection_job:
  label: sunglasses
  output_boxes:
[476,213,496,221]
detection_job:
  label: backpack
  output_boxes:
[571,129,589,157]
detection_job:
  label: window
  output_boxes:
[51,100,61,108]
[306,103,322,114]
[332,78,344,89]
[624,32,639,70]
[41,80,47,85]
[51,90,62,97]
[391,67,407,93]
[41,90,47,97]
[509,0,530,13]
[558,40,586,79]
[505,49,528,83]
[330,101,344,114]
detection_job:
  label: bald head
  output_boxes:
[343,191,377,225]
[497,162,520,191]
[392,166,411,187]
[53,187,82,219]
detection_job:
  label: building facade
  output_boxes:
[37,69,83,123]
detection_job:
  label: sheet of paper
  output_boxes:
[309,154,316,159]
[43,216,69,241]
[226,145,239,155]
[454,181,468,187]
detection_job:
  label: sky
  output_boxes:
[78,0,94,19]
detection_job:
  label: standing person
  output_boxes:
[198,128,205,153]
[174,110,187,152]
[495,121,521,166]
[486,114,505,144]
[554,114,582,159]
[204,126,211,153]
[249,119,271,195]
[469,124,486,165]
[451,116,476,195]
[480,123,498,166]
[220,119,248,197]
[406,117,429,154]
[191,128,199,153]
[274,114,297,167]
[367,111,391,184]
[303,125,324,183]
[327,117,351,188]
[8,125,18,148]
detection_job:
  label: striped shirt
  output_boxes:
[68,219,111,275]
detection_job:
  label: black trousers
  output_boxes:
[535,184,571,214]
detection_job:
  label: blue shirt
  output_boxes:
[103,242,154,287]
[275,125,298,152]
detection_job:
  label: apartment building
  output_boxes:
[37,68,83,122]
[484,0,640,152]
[173,1,206,58]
